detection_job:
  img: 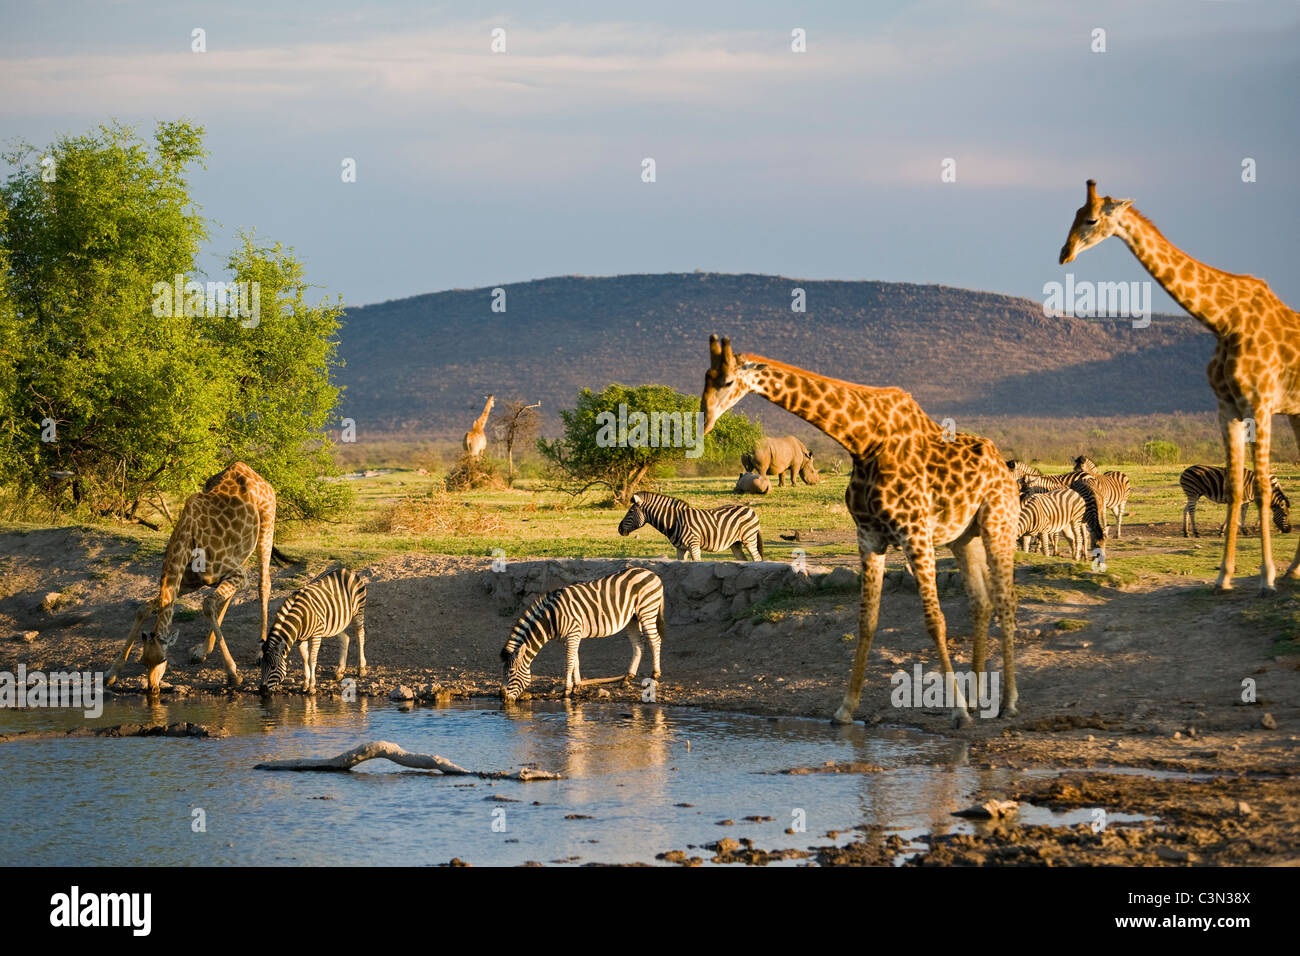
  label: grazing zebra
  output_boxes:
[1017,488,1088,560]
[1071,456,1133,538]
[259,568,367,694]
[500,567,665,703]
[1180,465,1293,538]
[1019,473,1106,553]
[1006,459,1042,480]
[617,492,764,560]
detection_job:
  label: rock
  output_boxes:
[1154,846,1195,863]
[713,562,740,579]
[14,631,38,644]
[711,838,741,855]
[1172,731,1182,740]
[40,592,63,613]
[657,850,689,864]
[1261,713,1277,730]
[822,567,858,590]
[681,563,717,600]
[750,622,778,642]
[952,799,1019,820]
[694,596,730,623]
[596,689,611,700]
[389,685,415,701]
[1237,800,1253,816]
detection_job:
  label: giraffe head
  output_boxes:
[138,628,172,695]
[1059,179,1133,264]
[701,335,750,434]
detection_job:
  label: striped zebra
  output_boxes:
[500,567,665,703]
[1019,473,1106,553]
[1180,465,1293,538]
[1006,459,1042,481]
[618,492,764,560]
[1071,456,1133,539]
[259,567,367,694]
[1017,488,1088,560]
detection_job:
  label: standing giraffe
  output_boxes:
[106,462,286,693]
[701,336,1020,727]
[1060,180,1300,593]
[463,394,495,459]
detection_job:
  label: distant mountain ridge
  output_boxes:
[336,273,1215,438]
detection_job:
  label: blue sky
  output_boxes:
[2,0,1297,310]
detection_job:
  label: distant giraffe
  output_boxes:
[463,395,495,459]
[1060,180,1300,593]
[106,462,287,693]
[701,335,1019,727]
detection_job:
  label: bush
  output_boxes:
[445,453,506,491]
[368,482,505,535]
[1140,439,1181,464]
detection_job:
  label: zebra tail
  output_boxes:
[271,545,303,567]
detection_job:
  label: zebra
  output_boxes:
[1179,464,1293,538]
[1006,459,1042,481]
[1017,488,1088,560]
[259,567,367,694]
[617,492,764,560]
[1071,456,1133,538]
[1019,473,1106,554]
[500,567,665,703]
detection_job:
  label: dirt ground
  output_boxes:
[2,525,1298,866]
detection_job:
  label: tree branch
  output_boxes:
[253,740,562,780]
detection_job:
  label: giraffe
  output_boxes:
[1060,180,1300,593]
[463,395,495,459]
[701,336,1021,727]
[106,462,284,694]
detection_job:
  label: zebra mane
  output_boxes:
[502,592,559,661]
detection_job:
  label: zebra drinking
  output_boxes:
[259,567,368,694]
[500,567,666,703]
[1017,488,1088,560]
[617,492,764,560]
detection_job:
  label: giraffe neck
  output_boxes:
[744,358,939,458]
[1115,207,1252,339]
[473,401,493,430]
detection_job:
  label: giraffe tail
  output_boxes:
[271,545,303,567]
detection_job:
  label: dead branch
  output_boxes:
[253,740,562,780]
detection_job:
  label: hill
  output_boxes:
[336,273,1215,439]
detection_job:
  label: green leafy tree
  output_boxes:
[0,121,349,520]
[538,383,762,503]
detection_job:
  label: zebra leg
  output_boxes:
[564,634,581,697]
[731,543,746,560]
[644,614,663,681]
[298,640,311,692]
[1183,498,1195,537]
[832,548,886,725]
[307,637,321,694]
[624,625,644,682]
[355,605,368,678]
[1113,502,1123,539]
[335,627,350,682]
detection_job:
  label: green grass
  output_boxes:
[1240,594,1300,657]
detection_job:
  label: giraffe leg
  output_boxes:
[981,499,1019,718]
[1216,415,1248,592]
[951,534,991,682]
[832,549,885,725]
[906,541,970,728]
[1285,416,1300,579]
[202,583,241,685]
[107,602,155,687]
[190,594,231,664]
[1253,415,1277,594]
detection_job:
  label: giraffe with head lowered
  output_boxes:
[106,462,288,694]
[1060,179,1300,593]
[701,336,1021,727]
[463,394,495,458]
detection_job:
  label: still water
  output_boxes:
[0,697,1125,866]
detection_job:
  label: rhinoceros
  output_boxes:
[733,472,771,495]
[741,436,821,487]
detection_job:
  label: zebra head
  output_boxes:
[259,597,299,693]
[1073,455,1098,475]
[1271,483,1292,533]
[1059,179,1133,265]
[501,596,556,703]
[618,495,646,536]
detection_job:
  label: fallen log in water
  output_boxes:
[254,740,562,780]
